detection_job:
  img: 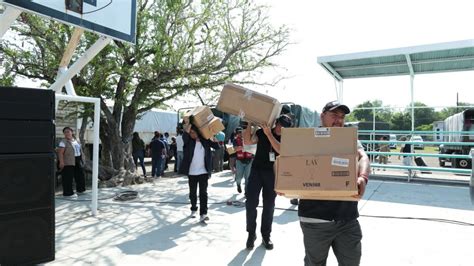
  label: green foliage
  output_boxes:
[1,0,290,169]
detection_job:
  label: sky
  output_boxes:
[251,0,474,112]
[7,0,474,113]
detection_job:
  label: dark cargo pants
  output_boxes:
[300,219,362,266]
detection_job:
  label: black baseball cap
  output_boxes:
[276,114,293,127]
[322,100,351,114]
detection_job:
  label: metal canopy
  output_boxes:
[318,39,474,81]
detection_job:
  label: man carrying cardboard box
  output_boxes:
[243,114,293,250]
[298,101,370,266]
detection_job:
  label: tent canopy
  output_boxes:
[318,39,474,81]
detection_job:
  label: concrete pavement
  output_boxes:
[48,170,474,265]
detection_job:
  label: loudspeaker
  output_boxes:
[0,87,55,264]
[0,208,55,265]
[0,153,55,213]
[0,87,55,121]
[0,120,55,154]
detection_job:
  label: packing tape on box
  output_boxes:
[239,109,246,119]
[244,90,253,100]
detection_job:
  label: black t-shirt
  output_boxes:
[251,128,280,170]
[298,199,359,222]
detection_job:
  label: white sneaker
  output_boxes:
[200,214,209,222]
[190,211,197,218]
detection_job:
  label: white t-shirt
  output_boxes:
[59,139,82,156]
[176,135,184,152]
[189,140,207,175]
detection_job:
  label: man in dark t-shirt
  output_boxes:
[298,101,370,266]
[243,114,293,250]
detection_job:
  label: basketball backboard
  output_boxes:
[1,0,136,43]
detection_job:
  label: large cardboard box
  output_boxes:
[217,83,282,126]
[183,106,214,128]
[198,117,225,139]
[275,127,360,201]
[275,155,358,200]
[280,127,358,157]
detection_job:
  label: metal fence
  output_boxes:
[358,130,474,185]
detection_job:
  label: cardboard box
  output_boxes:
[275,155,358,199]
[217,83,282,126]
[280,127,358,157]
[198,117,225,139]
[183,106,214,128]
[226,144,236,155]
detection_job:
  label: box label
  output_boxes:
[331,171,350,177]
[331,157,349,167]
[315,127,331,137]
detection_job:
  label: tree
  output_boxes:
[0,0,290,179]
[409,102,436,128]
[437,102,473,121]
[347,100,391,123]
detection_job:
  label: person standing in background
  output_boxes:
[57,127,86,197]
[149,131,166,178]
[132,132,147,177]
[213,130,226,172]
[233,127,253,194]
[176,127,184,172]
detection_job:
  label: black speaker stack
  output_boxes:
[0,87,55,265]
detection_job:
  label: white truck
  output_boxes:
[438,108,474,168]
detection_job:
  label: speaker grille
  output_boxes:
[0,208,55,264]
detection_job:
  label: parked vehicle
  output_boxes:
[438,108,474,168]
[410,135,424,150]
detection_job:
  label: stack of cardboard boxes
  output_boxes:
[183,106,224,139]
[217,83,282,126]
[275,127,360,201]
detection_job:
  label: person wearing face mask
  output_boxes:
[298,101,370,266]
[243,114,293,250]
[179,123,221,222]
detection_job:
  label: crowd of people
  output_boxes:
[56,100,371,265]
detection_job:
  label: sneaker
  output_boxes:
[190,211,197,218]
[237,184,242,194]
[200,214,209,222]
[290,199,298,205]
[246,233,257,250]
[77,191,86,195]
[63,194,77,199]
[262,237,274,250]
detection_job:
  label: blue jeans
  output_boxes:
[151,156,162,177]
[235,159,253,192]
[176,151,184,171]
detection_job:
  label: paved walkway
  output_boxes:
[47,169,474,265]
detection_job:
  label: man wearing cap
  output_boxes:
[243,114,293,250]
[298,101,370,266]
